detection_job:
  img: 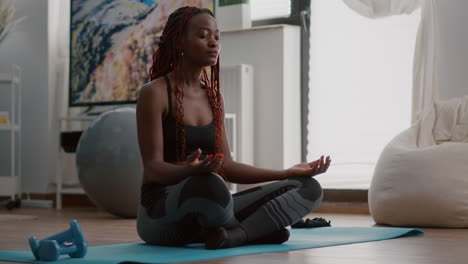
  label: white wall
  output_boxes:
[436,0,468,100]
[220,25,301,171]
[0,0,54,193]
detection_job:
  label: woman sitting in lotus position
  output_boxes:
[136,6,331,249]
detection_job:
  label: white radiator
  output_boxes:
[220,65,254,166]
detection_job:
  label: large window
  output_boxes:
[307,0,421,189]
[249,0,420,189]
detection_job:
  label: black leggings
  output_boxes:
[137,172,323,246]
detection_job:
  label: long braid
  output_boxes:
[148,6,226,178]
[173,7,198,161]
[174,56,185,161]
[209,60,226,178]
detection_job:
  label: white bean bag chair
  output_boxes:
[369,96,468,227]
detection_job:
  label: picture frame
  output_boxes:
[69,0,215,107]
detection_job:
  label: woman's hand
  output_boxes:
[184,148,224,174]
[286,155,331,178]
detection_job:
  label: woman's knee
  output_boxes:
[293,176,323,202]
[179,172,231,208]
[179,173,236,228]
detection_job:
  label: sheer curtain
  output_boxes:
[48,0,79,186]
[307,0,421,189]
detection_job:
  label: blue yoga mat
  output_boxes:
[0,227,423,264]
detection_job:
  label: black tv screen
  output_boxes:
[69,0,215,107]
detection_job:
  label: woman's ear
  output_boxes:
[175,36,186,53]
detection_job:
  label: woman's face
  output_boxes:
[182,13,220,67]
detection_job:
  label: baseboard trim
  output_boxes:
[317,189,369,214]
[323,189,368,203]
[315,201,370,214]
[1,193,96,208]
[1,189,369,212]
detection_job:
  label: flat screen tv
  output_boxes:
[69,0,215,107]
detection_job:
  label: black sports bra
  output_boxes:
[162,75,215,162]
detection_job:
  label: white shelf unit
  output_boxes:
[55,115,96,210]
[0,65,22,200]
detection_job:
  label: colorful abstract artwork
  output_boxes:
[70,0,214,106]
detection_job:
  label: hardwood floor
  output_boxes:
[0,207,467,264]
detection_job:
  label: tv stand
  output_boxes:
[85,111,103,116]
[81,105,135,117]
[82,105,112,116]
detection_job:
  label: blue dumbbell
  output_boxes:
[29,219,87,261]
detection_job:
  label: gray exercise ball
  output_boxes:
[76,107,142,218]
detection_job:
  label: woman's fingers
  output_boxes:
[308,159,320,168]
[199,154,214,167]
[199,154,223,172]
[298,155,332,177]
[307,155,331,175]
[311,161,319,171]
[315,156,324,172]
[317,156,331,174]
[320,156,327,173]
[186,148,202,162]
[205,154,223,171]
[185,152,226,174]
[307,161,315,169]
[323,156,331,172]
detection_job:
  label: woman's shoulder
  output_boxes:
[142,77,168,94]
[139,77,169,101]
[137,77,170,113]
